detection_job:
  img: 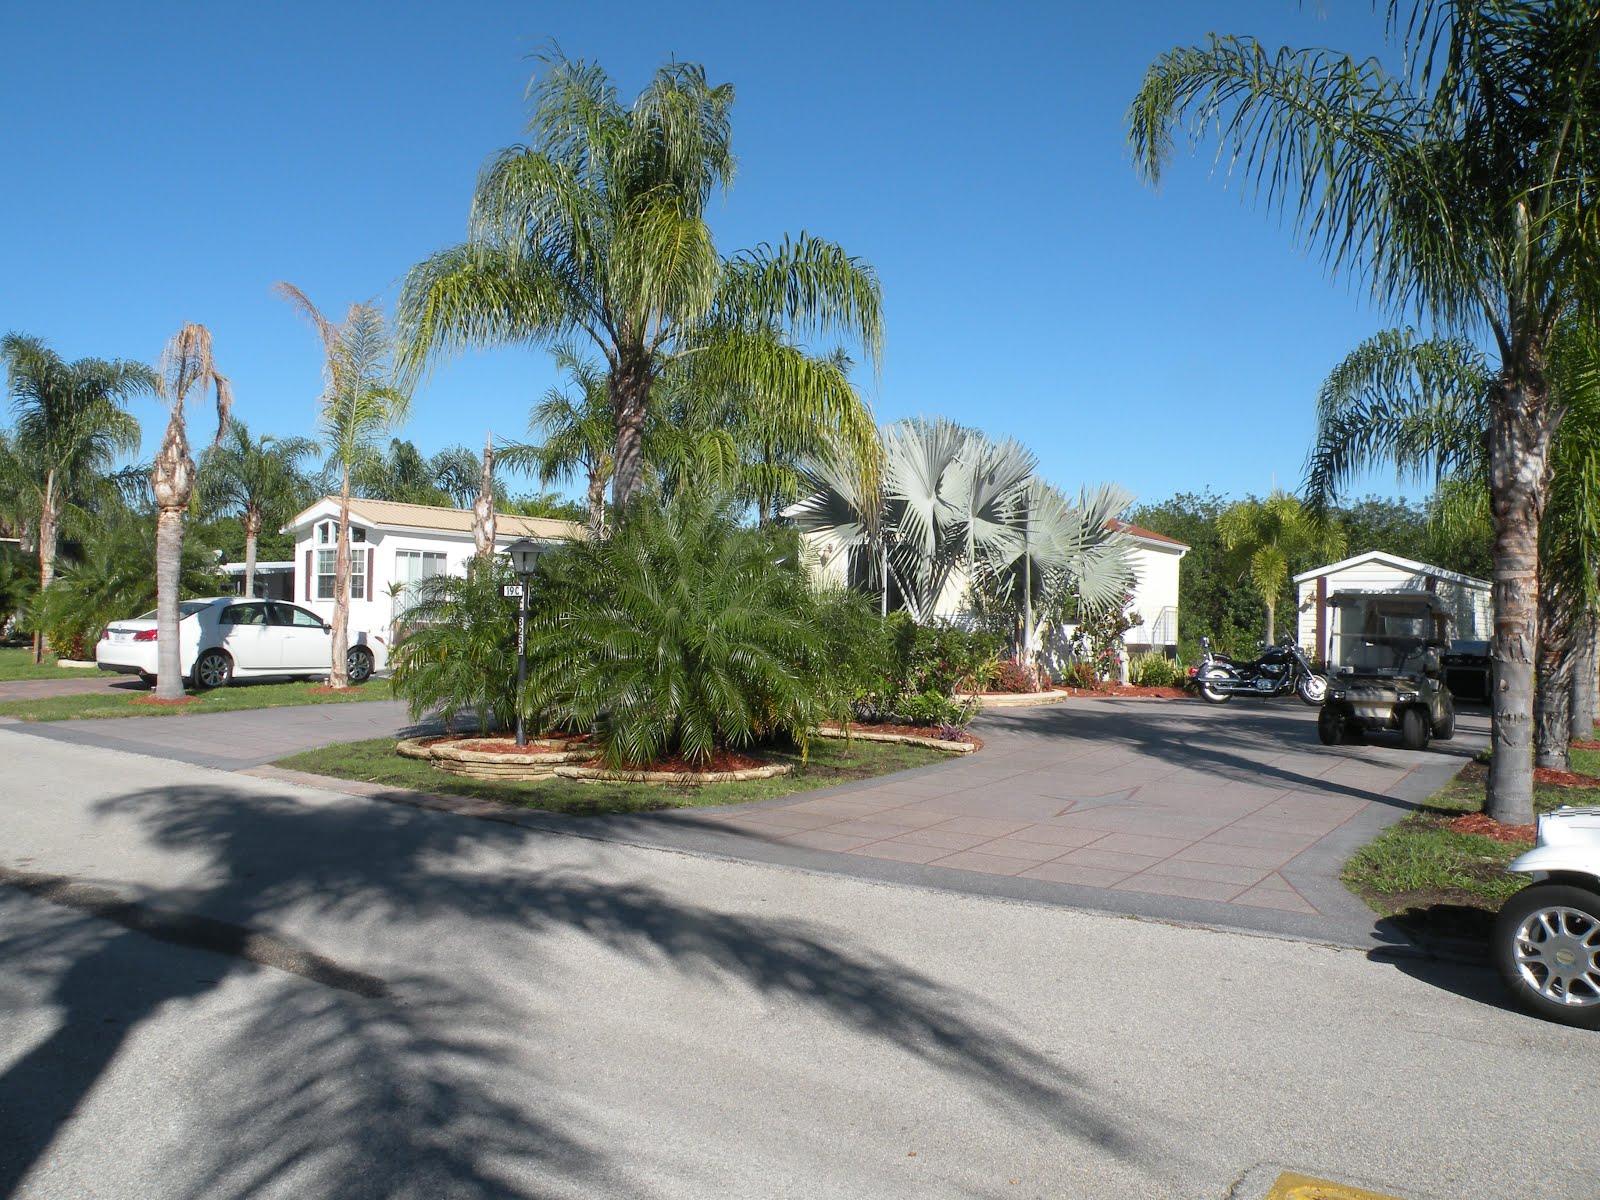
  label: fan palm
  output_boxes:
[150,324,232,698]
[197,421,317,598]
[1129,2,1600,823]
[396,51,882,515]
[277,283,410,688]
[1216,492,1346,646]
[2,333,152,659]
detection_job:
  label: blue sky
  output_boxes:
[0,1,1427,511]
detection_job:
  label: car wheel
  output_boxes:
[1433,696,1457,740]
[1297,673,1328,706]
[1316,706,1346,746]
[346,647,375,685]
[1400,706,1430,751]
[1494,883,1600,1029]
[192,649,233,691]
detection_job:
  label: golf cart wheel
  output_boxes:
[1297,673,1328,706]
[1433,696,1457,741]
[1197,671,1232,704]
[1493,883,1600,1029]
[192,649,233,691]
[346,646,375,685]
[1316,706,1346,746]
[1401,707,1430,751]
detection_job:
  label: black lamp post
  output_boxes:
[504,538,542,746]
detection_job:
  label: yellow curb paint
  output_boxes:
[1265,1172,1406,1200]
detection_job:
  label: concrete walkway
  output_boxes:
[1,694,1485,946]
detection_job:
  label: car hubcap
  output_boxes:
[200,656,227,686]
[347,652,367,678]
[1513,906,1600,1007]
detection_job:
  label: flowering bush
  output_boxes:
[991,658,1040,693]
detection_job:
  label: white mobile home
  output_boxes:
[284,498,585,668]
[1294,550,1491,662]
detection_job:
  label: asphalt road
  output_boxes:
[2,729,1596,1200]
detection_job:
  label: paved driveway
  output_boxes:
[4,693,1485,945]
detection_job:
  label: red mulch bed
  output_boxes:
[130,695,203,707]
[1534,766,1600,788]
[581,748,771,773]
[1448,813,1537,843]
[1058,684,1190,700]
[1571,739,1600,751]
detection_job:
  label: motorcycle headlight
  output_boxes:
[1397,691,1419,703]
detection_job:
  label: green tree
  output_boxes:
[499,346,613,539]
[1129,3,1600,824]
[150,324,232,699]
[397,52,883,515]
[197,421,317,598]
[277,284,410,689]
[1125,491,1265,659]
[1216,492,1346,646]
[1,333,152,659]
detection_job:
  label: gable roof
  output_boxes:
[1107,519,1189,552]
[1292,549,1488,590]
[286,497,584,542]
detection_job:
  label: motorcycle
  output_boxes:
[1493,806,1600,1028]
[1189,635,1327,706]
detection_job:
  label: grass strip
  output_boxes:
[0,678,394,721]
[0,646,97,682]
[275,735,947,817]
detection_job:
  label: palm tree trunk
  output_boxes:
[586,470,606,540]
[330,477,352,688]
[153,506,187,699]
[1534,598,1573,771]
[1264,598,1276,645]
[242,507,261,599]
[609,353,651,513]
[1571,610,1598,742]
[34,476,59,664]
[1485,377,1555,826]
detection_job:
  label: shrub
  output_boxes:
[390,557,518,734]
[1129,652,1182,688]
[1059,661,1098,689]
[893,688,977,728]
[523,497,870,767]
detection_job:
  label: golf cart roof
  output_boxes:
[1327,589,1452,612]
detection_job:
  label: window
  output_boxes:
[221,603,267,627]
[269,604,326,629]
[394,550,448,611]
[316,550,336,600]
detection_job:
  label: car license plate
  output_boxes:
[113,631,131,643]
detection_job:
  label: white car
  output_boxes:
[96,597,376,689]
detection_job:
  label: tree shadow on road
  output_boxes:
[1,781,1135,1197]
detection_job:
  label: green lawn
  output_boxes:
[0,678,395,721]
[275,735,948,816]
[0,645,98,682]
[1342,751,1600,948]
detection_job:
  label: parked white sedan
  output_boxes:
[96,597,376,688]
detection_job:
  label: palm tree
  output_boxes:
[197,421,317,598]
[2,333,151,659]
[277,283,410,688]
[150,324,232,699]
[397,52,882,515]
[499,345,613,539]
[1307,323,1600,770]
[1128,3,1600,824]
[1216,492,1346,646]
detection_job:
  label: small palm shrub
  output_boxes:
[524,497,875,768]
[390,557,517,734]
[990,658,1039,693]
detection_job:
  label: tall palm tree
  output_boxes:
[499,345,613,539]
[1216,492,1346,645]
[277,283,410,688]
[1128,2,1600,824]
[1307,323,1600,770]
[150,324,232,699]
[397,52,882,515]
[197,421,317,598]
[2,333,152,660]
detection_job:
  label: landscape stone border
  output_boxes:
[552,762,793,784]
[396,735,593,780]
[813,726,976,754]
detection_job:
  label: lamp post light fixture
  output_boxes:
[503,538,542,747]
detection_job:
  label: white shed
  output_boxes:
[1294,550,1491,663]
[284,497,585,669]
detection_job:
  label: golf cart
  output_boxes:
[1316,591,1456,751]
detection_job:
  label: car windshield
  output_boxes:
[133,601,213,621]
